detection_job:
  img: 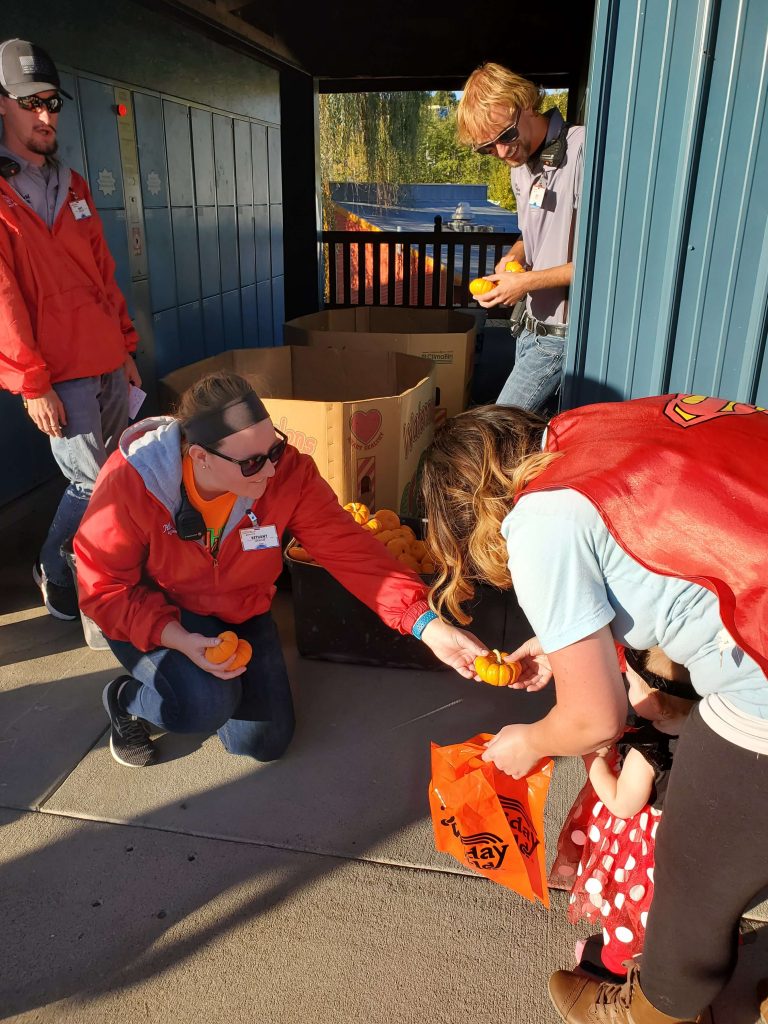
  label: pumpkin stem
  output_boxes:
[492,648,503,664]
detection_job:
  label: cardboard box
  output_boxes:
[284,307,476,423]
[158,346,436,513]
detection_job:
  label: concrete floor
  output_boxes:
[0,479,765,1024]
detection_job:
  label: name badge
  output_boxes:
[69,198,92,220]
[239,524,280,551]
[529,182,546,209]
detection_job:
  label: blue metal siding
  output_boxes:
[567,0,768,408]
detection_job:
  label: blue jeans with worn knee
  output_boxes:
[496,326,565,410]
[41,369,129,587]
[107,609,296,762]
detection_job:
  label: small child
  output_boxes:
[550,647,698,980]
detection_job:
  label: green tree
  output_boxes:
[319,92,427,225]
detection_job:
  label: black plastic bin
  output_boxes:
[285,519,510,670]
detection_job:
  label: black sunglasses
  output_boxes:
[473,111,521,156]
[200,428,288,477]
[11,93,64,114]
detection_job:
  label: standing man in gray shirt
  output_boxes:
[0,38,141,623]
[457,64,585,411]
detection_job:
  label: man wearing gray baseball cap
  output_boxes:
[0,39,142,625]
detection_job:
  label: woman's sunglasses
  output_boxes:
[12,93,64,114]
[200,428,288,477]
[473,112,521,156]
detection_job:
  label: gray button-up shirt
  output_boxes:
[0,142,71,227]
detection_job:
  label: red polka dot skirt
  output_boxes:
[550,778,660,973]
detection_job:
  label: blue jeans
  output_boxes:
[107,609,296,762]
[496,326,565,410]
[41,369,129,587]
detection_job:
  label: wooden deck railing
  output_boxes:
[322,220,520,308]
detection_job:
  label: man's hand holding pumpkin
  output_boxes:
[420,618,487,679]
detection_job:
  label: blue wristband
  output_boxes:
[412,609,438,640]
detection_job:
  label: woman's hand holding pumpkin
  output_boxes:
[160,621,247,679]
[420,618,487,679]
[504,635,554,691]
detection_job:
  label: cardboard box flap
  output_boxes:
[287,307,475,336]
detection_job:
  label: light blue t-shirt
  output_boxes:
[502,488,767,719]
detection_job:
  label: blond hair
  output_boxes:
[176,370,255,454]
[457,63,543,145]
[420,405,559,625]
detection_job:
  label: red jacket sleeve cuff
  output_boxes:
[400,599,431,635]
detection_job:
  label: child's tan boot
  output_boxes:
[548,963,706,1023]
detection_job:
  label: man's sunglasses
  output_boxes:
[473,112,521,156]
[11,93,64,114]
[200,428,288,477]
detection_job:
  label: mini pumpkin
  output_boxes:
[411,540,427,561]
[289,544,314,563]
[364,517,381,533]
[344,501,370,524]
[505,260,524,273]
[469,278,494,296]
[205,630,239,665]
[229,639,253,670]
[398,553,421,572]
[474,649,522,686]
[386,537,409,558]
[374,508,400,531]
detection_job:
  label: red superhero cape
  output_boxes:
[517,394,768,678]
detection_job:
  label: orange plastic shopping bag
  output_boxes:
[428,733,553,907]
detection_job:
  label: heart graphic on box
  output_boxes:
[350,409,382,445]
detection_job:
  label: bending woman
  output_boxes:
[420,396,768,1024]
[74,370,483,769]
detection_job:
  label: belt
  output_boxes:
[521,312,568,338]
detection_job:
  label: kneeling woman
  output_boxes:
[74,370,483,769]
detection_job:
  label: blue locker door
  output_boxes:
[78,78,125,210]
[133,92,169,210]
[241,284,259,348]
[178,301,205,365]
[257,280,273,348]
[202,295,225,356]
[55,72,86,177]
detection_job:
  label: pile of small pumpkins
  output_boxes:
[289,502,436,576]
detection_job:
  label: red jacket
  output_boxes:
[519,394,768,678]
[74,417,429,651]
[0,169,138,398]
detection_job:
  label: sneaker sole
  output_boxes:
[109,734,155,769]
[32,564,78,621]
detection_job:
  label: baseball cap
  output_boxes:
[0,39,72,99]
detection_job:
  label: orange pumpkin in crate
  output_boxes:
[374,508,400,531]
[474,649,522,686]
[344,502,370,524]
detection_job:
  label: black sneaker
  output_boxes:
[33,562,79,620]
[102,676,157,768]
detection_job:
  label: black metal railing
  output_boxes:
[322,218,520,308]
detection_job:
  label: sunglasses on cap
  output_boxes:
[10,93,64,113]
[473,111,521,156]
[199,428,288,477]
